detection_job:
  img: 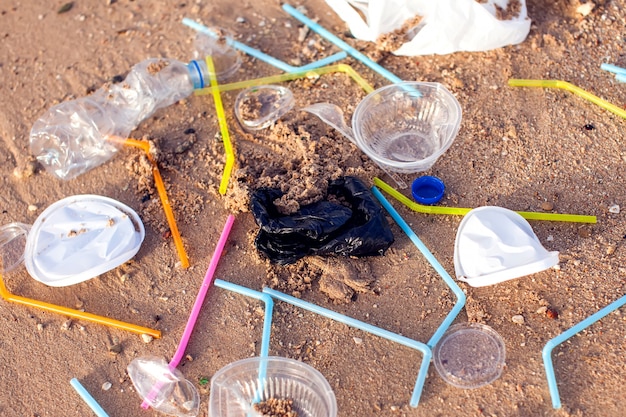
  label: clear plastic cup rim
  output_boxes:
[209,356,337,417]
[352,81,462,172]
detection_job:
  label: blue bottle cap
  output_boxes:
[411,176,445,205]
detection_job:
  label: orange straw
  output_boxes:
[0,272,161,338]
[108,136,190,269]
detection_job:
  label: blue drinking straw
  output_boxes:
[214,279,275,405]
[282,3,403,84]
[70,378,110,417]
[214,279,274,358]
[182,18,348,73]
[543,293,626,409]
[600,63,626,76]
[262,287,433,408]
[370,186,466,349]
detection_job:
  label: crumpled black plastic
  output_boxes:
[251,176,394,265]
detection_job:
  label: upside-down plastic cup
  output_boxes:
[352,82,462,174]
[209,356,337,417]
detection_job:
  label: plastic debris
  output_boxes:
[251,176,394,265]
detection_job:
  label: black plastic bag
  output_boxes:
[251,176,394,265]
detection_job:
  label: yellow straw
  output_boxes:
[373,177,596,223]
[508,79,626,120]
[195,63,375,95]
[205,56,236,196]
[108,136,190,269]
[0,272,161,338]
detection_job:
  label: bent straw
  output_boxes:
[214,279,274,404]
[70,378,110,417]
[182,18,348,73]
[0,272,160,338]
[107,136,189,268]
[141,214,235,409]
[374,177,597,223]
[205,56,236,195]
[262,287,433,408]
[214,279,273,358]
[508,79,626,120]
[370,187,466,349]
[195,63,374,96]
[543,293,626,409]
[371,187,465,407]
[282,3,403,84]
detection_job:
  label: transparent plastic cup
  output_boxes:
[352,82,462,174]
[0,223,30,273]
[209,356,337,417]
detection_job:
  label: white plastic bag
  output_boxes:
[324,0,531,56]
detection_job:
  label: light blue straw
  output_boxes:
[262,287,433,408]
[214,279,273,358]
[282,3,403,84]
[213,279,275,407]
[600,63,626,76]
[182,18,348,73]
[70,378,110,417]
[543,293,626,409]
[370,187,466,349]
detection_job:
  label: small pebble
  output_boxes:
[609,204,620,214]
[576,2,595,16]
[236,16,245,23]
[37,323,44,332]
[540,201,554,211]
[353,337,363,345]
[298,26,309,42]
[108,344,122,355]
[141,334,154,343]
[546,307,559,319]
[28,204,38,212]
[536,306,548,314]
[61,320,72,330]
[512,314,525,324]
[102,381,112,391]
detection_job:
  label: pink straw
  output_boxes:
[141,214,235,409]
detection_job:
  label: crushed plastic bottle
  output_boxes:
[30,29,240,180]
[30,58,195,180]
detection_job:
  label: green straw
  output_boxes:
[373,177,597,223]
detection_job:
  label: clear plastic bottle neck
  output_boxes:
[187,59,208,89]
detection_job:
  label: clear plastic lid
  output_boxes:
[23,195,145,287]
[433,323,506,389]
